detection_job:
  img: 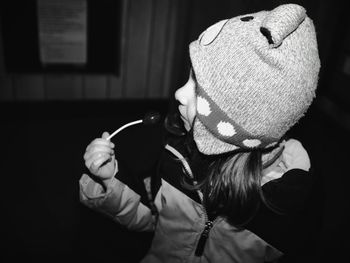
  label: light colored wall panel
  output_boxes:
[13,74,44,100]
[162,0,178,98]
[83,75,107,99]
[110,0,129,99]
[45,75,83,100]
[124,0,153,98]
[146,0,170,98]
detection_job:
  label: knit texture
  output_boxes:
[189,4,320,155]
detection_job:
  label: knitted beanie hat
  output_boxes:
[189,4,320,155]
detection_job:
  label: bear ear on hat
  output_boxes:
[260,4,306,47]
[199,19,229,46]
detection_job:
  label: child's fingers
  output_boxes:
[90,156,112,174]
[86,139,114,152]
[84,134,115,170]
[102,132,110,139]
[93,155,112,169]
[84,146,113,162]
[89,162,99,174]
[85,152,112,170]
[84,145,114,160]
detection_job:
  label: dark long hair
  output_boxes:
[202,150,264,227]
[182,130,282,229]
[164,112,282,228]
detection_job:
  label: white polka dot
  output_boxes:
[217,121,236,137]
[200,19,228,46]
[243,139,261,148]
[197,97,211,116]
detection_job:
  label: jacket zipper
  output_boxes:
[195,219,213,256]
[164,144,214,257]
[194,189,216,257]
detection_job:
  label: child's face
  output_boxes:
[175,70,197,131]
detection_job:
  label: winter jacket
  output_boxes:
[79,137,314,262]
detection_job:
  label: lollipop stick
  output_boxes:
[106,120,142,140]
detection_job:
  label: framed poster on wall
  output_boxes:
[37,0,88,66]
[0,0,121,75]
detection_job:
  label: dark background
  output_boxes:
[1,0,350,262]
[1,97,348,263]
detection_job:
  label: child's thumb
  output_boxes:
[90,161,100,174]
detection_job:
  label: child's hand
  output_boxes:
[84,132,117,182]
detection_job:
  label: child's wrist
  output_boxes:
[102,176,115,189]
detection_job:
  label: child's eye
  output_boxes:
[240,16,254,22]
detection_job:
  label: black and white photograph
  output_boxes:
[0,0,349,262]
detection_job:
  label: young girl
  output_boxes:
[80,4,320,262]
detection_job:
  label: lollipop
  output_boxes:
[106,111,161,140]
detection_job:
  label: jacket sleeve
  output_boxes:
[79,173,156,232]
